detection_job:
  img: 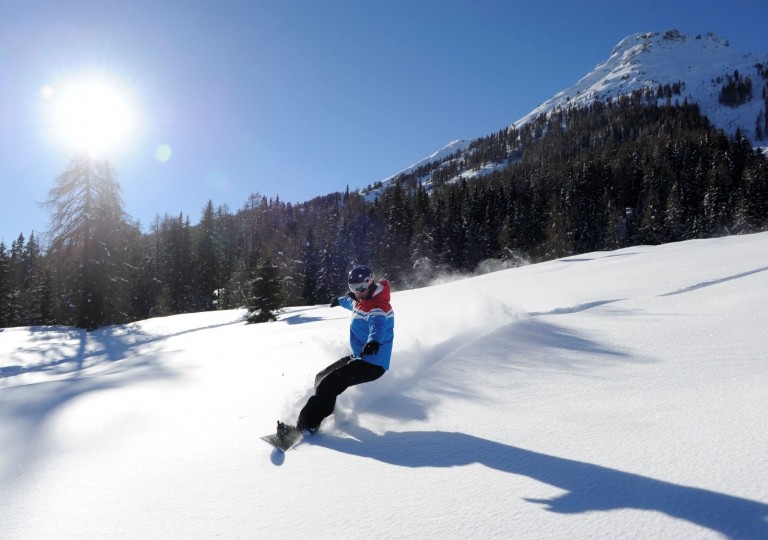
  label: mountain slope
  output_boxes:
[516,30,767,140]
[374,30,767,192]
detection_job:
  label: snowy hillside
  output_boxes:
[371,30,768,195]
[2,232,768,539]
[516,30,768,141]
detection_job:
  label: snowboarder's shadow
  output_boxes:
[308,425,768,538]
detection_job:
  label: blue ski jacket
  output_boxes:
[337,280,395,370]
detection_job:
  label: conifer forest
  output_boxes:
[2,88,768,329]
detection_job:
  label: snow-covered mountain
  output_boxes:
[368,30,767,196]
[516,30,766,140]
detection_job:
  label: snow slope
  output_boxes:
[369,30,768,198]
[2,232,768,539]
[362,138,473,199]
[515,30,768,142]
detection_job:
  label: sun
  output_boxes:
[45,75,138,157]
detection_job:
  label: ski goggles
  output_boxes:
[349,278,373,293]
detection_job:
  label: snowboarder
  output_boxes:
[276,264,395,442]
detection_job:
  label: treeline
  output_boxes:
[2,89,768,329]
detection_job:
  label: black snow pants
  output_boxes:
[296,356,385,432]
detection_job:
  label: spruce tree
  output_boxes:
[163,214,195,313]
[8,234,25,326]
[19,233,43,325]
[300,228,321,304]
[246,258,282,323]
[195,200,218,310]
[0,242,9,327]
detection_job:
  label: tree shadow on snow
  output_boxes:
[659,265,768,297]
[281,313,328,325]
[2,316,243,380]
[308,426,768,539]
[279,305,342,325]
[0,325,180,487]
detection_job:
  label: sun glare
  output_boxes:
[45,75,137,157]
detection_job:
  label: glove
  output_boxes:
[330,297,340,307]
[362,341,381,357]
[346,292,357,300]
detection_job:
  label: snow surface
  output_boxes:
[2,232,768,539]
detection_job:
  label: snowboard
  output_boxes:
[261,424,303,453]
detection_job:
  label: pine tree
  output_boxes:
[44,154,128,329]
[8,234,25,325]
[664,181,686,241]
[162,214,195,313]
[125,220,163,320]
[0,242,10,327]
[195,200,218,310]
[213,204,236,308]
[246,258,282,323]
[444,183,468,270]
[19,233,43,325]
[542,190,571,259]
[300,228,322,304]
[636,173,667,244]
[39,267,55,325]
[742,162,768,230]
[381,180,412,281]
[409,183,437,285]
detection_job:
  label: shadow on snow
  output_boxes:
[0,318,243,486]
[311,425,768,539]
[0,317,241,379]
[659,265,768,297]
[316,311,765,537]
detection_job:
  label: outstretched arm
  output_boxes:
[332,292,356,311]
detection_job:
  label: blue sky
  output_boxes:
[1,0,766,244]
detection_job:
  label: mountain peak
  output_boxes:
[611,30,731,57]
[514,30,766,141]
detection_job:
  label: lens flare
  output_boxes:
[40,85,54,99]
[155,143,172,162]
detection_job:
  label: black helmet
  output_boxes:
[348,264,374,293]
